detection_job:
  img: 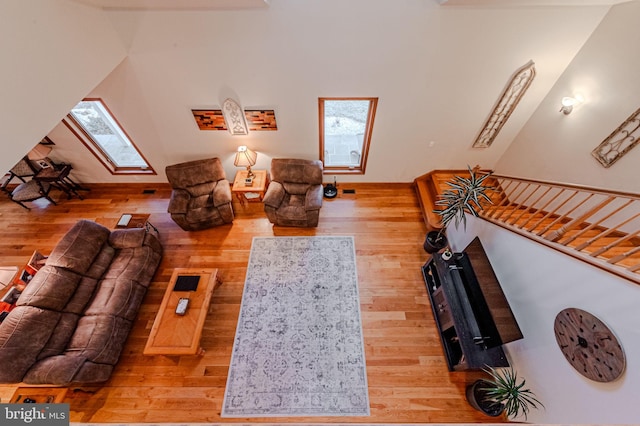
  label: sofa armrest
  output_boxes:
[213,179,232,207]
[263,181,285,208]
[305,185,323,211]
[168,189,189,214]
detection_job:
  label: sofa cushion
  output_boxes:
[67,315,132,365]
[283,182,310,195]
[143,232,163,255]
[68,360,114,385]
[186,204,222,224]
[23,354,86,385]
[165,157,226,188]
[103,246,162,285]
[109,228,146,249]
[84,278,147,321]
[84,244,115,280]
[187,182,216,197]
[189,194,214,209]
[17,265,82,311]
[0,306,60,383]
[37,312,80,359]
[46,220,111,274]
[64,276,99,314]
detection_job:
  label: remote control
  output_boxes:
[175,297,189,315]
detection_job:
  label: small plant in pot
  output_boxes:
[423,166,495,254]
[466,366,543,420]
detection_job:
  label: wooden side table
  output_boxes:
[231,170,268,206]
[115,213,159,235]
[10,387,67,403]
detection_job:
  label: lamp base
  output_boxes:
[246,166,255,178]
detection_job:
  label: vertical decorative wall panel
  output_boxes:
[592,107,640,168]
[473,60,536,148]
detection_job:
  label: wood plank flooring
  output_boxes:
[0,182,498,423]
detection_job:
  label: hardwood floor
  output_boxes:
[0,182,497,423]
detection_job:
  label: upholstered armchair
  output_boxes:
[165,158,234,231]
[263,158,323,227]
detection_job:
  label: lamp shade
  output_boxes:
[27,144,52,160]
[234,146,257,167]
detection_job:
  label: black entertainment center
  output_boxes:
[422,237,523,371]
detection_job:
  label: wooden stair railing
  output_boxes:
[414,171,640,285]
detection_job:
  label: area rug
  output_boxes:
[222,236,370,418]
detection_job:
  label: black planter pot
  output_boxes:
[423,230,448,254]
[465,380,505,417]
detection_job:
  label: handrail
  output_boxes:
[482,174,640,285]
[413,171,640,285]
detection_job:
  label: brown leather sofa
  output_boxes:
[263,158,323,227]
[165,157,234,231]
[0,219,162,385]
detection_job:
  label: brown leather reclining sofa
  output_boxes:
[0,219,162,385]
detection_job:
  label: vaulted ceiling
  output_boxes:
[1,0,630,183]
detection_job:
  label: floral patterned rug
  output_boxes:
[222,236,370,417]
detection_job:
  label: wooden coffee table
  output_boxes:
[143,268,221,356]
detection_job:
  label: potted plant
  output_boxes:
[466,366,543,420]
[423,166,495,253]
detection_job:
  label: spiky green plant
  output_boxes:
[480,366,544,420]
[433,166,495,238]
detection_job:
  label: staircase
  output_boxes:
[414,170,640,285]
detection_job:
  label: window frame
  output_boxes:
[63,98,156,175]
[318,97,378,174]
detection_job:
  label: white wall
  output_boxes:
[45,0,609,183]
[447,217,640,424]
[0,0,127,174]
[496,0,640,193]
[481,4,640,422]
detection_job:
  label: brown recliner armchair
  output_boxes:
[165,158,234,231]
[263,158,323,227]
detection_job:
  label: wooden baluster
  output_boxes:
[529,190,578,235]
[590,228,640,258]
[524,188,568,232]
[510,186,552,226]
[545,195,614,242]
[490,181,523,220]
[575,212,640,251]
[608,245,640,266]
[485,179,516,218]
[560,199,633,246]
[501,183,533,223]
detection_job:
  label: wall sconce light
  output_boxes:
[234,146,257,178]
[560,96,582,115]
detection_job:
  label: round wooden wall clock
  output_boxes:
[553,307,625,382]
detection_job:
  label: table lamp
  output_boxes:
[234,146,257,178]
[27,144,53,168]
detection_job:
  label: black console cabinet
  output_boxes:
[422,237,523,371]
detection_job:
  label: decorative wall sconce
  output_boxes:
[222,98,249,135]
[234,146,257,177]
[472,60,536,148]
[560,96,582,115]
